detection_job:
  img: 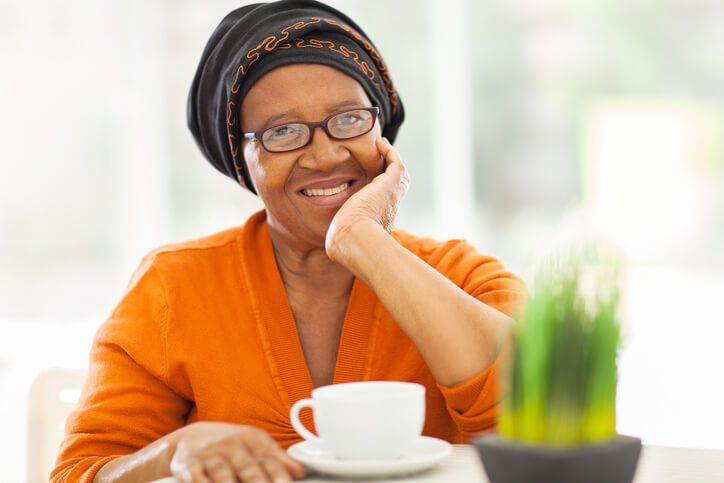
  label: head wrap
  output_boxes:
[187,0,405,194]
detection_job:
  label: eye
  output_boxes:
[328,109,374,139]
[261,123,309,151]
[266,124,299,138]
[335,112,364,126]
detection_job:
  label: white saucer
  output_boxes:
[287,436,452,478]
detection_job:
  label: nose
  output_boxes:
[298,125,347,171]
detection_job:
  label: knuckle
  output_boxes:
[229,449,253,468]
[205,456,226,472]
[172,457,204,483]
[242,425,265,439]
[261,456,288,478]
[246,429,274,451]
[260,454,282,467]
[237,463,265,482]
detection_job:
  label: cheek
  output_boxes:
[242,142,263,189]
[355,131,385,175]
[370,152,385,175]
[243,143,295,203]
[244,143,276,185]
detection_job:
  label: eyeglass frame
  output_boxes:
[241,106,380,153]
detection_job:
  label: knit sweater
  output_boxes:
[51,210,526,482]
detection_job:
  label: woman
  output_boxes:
[52,1,526,482]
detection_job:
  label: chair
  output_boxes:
[27,368,87,483]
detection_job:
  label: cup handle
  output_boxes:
[290,398,319,442]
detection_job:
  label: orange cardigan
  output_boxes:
[52,210,526,482]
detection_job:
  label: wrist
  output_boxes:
[92,434,176,483]
[326,217,388,272]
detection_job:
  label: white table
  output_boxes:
[152,444,724,483]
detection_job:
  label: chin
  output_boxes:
[283,218,334,250]
[313,219,335,247]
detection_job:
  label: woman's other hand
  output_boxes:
[170,422,305,483]
[326,137,409,263]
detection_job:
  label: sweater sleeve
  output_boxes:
[426,239,526,440]
[435,341,510,441]
[51,257,191,483]
[427,238,528,319]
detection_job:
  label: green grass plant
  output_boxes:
[499,250,621,447]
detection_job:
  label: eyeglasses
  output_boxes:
[242,106,380,153]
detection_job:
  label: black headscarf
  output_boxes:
[187,0,405,194]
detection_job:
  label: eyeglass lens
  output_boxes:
[261,108,375,152]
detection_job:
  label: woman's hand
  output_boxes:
[326,137,410,263]
[170,422,305,483]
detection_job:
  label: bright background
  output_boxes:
[2,0,723,481]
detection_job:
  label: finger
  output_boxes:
[174,457,212,483]
[259,454,293,483]
[386,161,409,196]
[399,177,410,193]
[228,446,266,483]
[376,137,393,156]
[249,435,305,481]
[378,142,408,181]
[229,443,270,483]
[376,138,403,167]
[236,462,269,483]
[267,445,306,480]
[204,455,238,483]
[376,138,405,175]
[389,157,410,195]
[373,139,409,193]
[279,452,307,480]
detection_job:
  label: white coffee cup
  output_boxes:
[289,381,425,460]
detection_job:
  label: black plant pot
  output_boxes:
[474,433,642,483]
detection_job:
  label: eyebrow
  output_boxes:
[258,100,369,129]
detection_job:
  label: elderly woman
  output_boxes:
[52,1,526,482]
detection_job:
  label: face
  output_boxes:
[240,63,383,250]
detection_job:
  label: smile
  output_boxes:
[302,182,350,197]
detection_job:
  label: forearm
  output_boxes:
[333,221,513,387]
[92,430,178,483]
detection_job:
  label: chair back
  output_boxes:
[27,368,86,483]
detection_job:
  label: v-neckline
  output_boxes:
[239,212,383,412]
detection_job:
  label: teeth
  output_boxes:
[303,182,349,197]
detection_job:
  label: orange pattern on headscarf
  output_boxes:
[227,101,236,126]
[227,17,399,126]
[227,133,248,188]
[276,38,376,81]
[226,17,400,189]
[231,18,322,95]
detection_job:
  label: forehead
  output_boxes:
[240,63,372,129]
